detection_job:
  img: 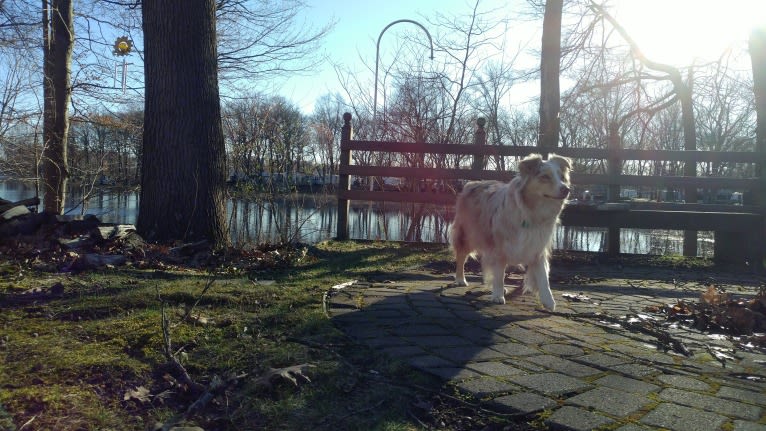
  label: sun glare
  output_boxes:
[614,0,765,66]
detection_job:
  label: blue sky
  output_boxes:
[66,0,764,116]
[280,0,524,113]
[278,0,764,114]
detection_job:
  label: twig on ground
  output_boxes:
[155,283,248,430]
[408,409,432,429]
[159,372,247,431]
[18,414,37,431]
[176,274,217,327]
[160,300,206,395]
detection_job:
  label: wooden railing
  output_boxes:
[336,113,766,268]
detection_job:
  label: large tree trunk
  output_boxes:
[41,0,73,214]
[139,0,228,247]
[539,0,562,151]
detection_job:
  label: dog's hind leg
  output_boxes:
[451,224,469,286]
[527,258,555,311]
[454,248,469,286]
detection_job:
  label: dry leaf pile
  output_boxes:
[645,285,766,338]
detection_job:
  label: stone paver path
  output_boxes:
[326,265,766,430]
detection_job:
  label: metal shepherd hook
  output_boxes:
[373,19,435,138]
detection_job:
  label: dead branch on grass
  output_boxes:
[153,280,316,430]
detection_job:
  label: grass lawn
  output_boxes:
[1,240,516,431]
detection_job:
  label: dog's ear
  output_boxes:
[548,154,572,172]
[519,154,543,176]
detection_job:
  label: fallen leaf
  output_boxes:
[644,304,663,313]
[562,292,591,302]
[726,306,757,335]
[253,363,316,389]
[123,386,151,403]
[701,285,729,306]
[331,280,357,290]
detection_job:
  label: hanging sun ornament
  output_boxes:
[113,36,133,56]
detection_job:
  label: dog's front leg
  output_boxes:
[527,258,555,311]
[489,262,507,304]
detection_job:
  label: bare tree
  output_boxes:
[0,15,40,182]
[590,1,702,253]
[0,49,36,143]
[222,94,270,183]
[474,53,521,170]
[215,0,333,92]
[41,0,74,214]
[425,0,509,146]
[310,93,343,181]
[0,0,39,47]
[694,56,756,178]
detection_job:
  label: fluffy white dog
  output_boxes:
[449,153,572,311]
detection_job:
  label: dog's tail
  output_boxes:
[449,218,478,259]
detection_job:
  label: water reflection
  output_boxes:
[227,194,336,244]
[0,180,713,256]
[0,179,139,224]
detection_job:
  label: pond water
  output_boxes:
[0,179,713,257]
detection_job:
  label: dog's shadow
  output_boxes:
[329,274,553,385]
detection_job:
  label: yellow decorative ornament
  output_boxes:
[113,37,132,56]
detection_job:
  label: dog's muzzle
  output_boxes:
[547,185,570,200]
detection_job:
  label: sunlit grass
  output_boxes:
[0,240,451,430]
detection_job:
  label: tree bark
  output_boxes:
[539,0,563,152]
[139,0,228,247]
[41,0,74,214]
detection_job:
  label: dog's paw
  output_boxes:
[490,295,506,304]
[454,278,468,287]
[541,298,556,312]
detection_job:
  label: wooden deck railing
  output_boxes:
[336,113,766,268]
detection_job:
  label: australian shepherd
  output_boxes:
[449,153,572,311]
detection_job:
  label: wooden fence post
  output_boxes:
[683,117,699,257]
[606,123,621,256]
[472,117,486,171]
[336,112,352,240]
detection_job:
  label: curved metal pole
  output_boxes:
[373,19,434,138]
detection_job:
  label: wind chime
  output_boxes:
[113,36,133,93]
